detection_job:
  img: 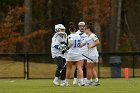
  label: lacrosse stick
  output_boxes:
[82,54,94,62]
[59,62,67,74]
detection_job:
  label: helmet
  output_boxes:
[55,24,65,32]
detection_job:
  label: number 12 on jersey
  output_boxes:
[74,40,80,48]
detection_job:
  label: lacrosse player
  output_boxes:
[63,22,84,86]
[51,24,67,86]
[73,21,88,85]
[81,23,100,86]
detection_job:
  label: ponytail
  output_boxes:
[69,22,76,32]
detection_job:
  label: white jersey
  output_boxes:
[51,33,65,58]
[76,30,88,59]
[66,33,82,61]
[85,33,99,57]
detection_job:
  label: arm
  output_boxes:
[88,39,100,48]
[80,42,86,48]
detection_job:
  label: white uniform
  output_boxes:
[51,33,65,58]
[84,33,99,63]
[76,30,88,60]
[66,33,82,61]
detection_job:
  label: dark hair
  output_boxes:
[85,22,94,33]
[69,22,76,32]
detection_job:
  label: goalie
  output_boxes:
[51,24,67,86]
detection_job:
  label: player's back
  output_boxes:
[68,33,81,55]
[66,33,82,61]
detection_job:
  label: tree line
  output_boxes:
[0,0,139,53]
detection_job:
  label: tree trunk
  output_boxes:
[48,0,52,26]
[24,0,32,52]
[109,0,122,52]
[115,0,122,51]
[109,0,118,52]
[93,0,102,52]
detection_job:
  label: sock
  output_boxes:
[87,79,91,84]
[83,78,87,83]
[62,80,66,83]
[54,77,58,81]
[74,78,77,81]
[80,78,84,84]
[95,78,99,82]
[90,79,93,82]
[84,78,87,80]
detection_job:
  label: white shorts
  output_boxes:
[87,56,99,63]
[66,54,82,62]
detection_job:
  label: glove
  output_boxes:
[60,42,67,45]
[62,47,69,54]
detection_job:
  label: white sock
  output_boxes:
[80,78,84,84]
[90,79,93,82]
[84,78,87,81]
[87,79,91,83]
[62,80,66,83]
[54,77,58,81]
[95,78,99,82]
[74,78,77,81]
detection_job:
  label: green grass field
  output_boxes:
[0,78,140,93]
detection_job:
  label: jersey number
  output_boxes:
[74,40,80,48]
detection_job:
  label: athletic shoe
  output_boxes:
[53,79,59,86]
[77,80,85,86]
[78,83,85,86]
[60,81,69,86]
[84,81,93,86]
[92,81,100,86]
[83,78,87,84]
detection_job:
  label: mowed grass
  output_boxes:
[0,78,140,93]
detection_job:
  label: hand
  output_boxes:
[88,45,93,48]
[80,42,86,47]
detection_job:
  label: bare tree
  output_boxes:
[24,0,32,52]
[115,0,122,51]
[109,0,122,52]
[48,0,52,27]
[93,0,102,52]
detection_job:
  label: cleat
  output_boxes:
[92,81,100,86]
[77,80,85,86]
[60,81,69,86]
[53,80,59,86]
